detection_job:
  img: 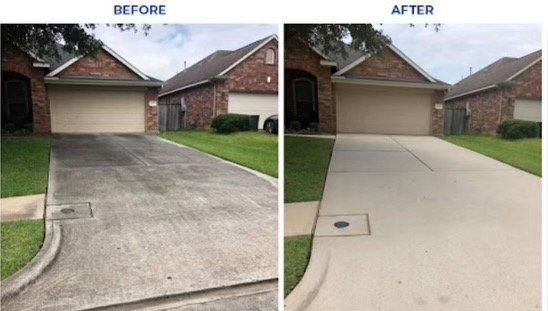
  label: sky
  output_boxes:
[89,24,277,80]
[377,24,541,84]
[89,24,541,84]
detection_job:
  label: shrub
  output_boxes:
[498,119,540,140]
[289,120,301,132]
[211,114,251,133]
[308,122,319,133]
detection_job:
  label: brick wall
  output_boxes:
[1,48,51,135]
[285,40,336,133]
[226,40,278,94]
[513,62,541,99]
[145,88,159,132]
[59,49,140,80]
[430,91,445,135]
[161,85,215,129]
[344,47,428,82]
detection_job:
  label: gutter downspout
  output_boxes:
[213,83,217,118]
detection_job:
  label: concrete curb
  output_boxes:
[285,133,336,139]
[156,136,278,188]
[1,219,62,302]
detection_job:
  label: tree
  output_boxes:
[285,24,440,58]
[1,24,150,61]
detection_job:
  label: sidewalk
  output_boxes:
[1,194,45,221]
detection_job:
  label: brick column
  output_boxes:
[430,90,445,135]
[145,88,159,133]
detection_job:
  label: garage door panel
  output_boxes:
[514,99,541,122]
[228,93,278,129]
[50,87,145,133]
[337,86,432,135]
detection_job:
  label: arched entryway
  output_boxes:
[1,71,33,130]
[284,69,319,128]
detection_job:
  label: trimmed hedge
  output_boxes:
[498,119,540,140]
[211,114,251,133]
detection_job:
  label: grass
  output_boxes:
[284,235,312,297]
[1,220,44,279]
[444,134,541,176]
[1,137,51,198]
[159,130,278,177]
[285,136,335,202]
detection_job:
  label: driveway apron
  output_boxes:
[2,134,277,310]
[286,134,540,310]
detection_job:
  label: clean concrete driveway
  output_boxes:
[286,134,540,310]
[3,134,277,310]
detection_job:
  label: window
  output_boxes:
[265,48,275,64]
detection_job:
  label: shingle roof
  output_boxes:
[446,49,541,100]
[160,35,276,95]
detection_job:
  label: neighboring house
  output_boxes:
[159,35,278,130]
[285,40,449,135]
[445,50,542,133]
[1,44,162,135]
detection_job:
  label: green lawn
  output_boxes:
[1,137,51,198]
[285,136,334,202]
[444,135,541,176]
[1,220,44,279]
[284,235,312,297]
[159,130,278,177]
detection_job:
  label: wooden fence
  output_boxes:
[159,104,180,132]
[443,108,467,135]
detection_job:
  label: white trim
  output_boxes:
[159,79,211,97]
[101,45,149,80]
[217,35,278,76]
[332,44,437,83]
[445,84,497,101]
[387,45,436,83]
[332,76,449,90]
[506,57,541,81]
[320,60,337,66]
[32,62,50,68]
[46,45,150,80]
[46,56,82,77]
[334,55,367,75]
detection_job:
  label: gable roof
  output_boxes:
[160,35,277,96]
[327,43,438,83]
[44,45,155,81]
[446,49,541,100]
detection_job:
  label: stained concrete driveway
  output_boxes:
[2,134,277,310]
[286,134,540,310]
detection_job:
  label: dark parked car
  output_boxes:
[263,115,278,134]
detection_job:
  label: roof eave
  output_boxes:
[158,79,211,97]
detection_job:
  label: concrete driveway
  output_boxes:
[286,134,540,310]
[2,134,277,310]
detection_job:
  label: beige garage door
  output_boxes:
[337,85,432,135]
[49,86,145,133]
[228,93,278,129]
[514,99,541,122]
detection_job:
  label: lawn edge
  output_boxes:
[1,219,61,302]
[156,136,278,187]
[443,136,541,177]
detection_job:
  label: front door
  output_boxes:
[292,78,318,125]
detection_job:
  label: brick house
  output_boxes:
[1,44,162,135]
[445,50,542,133]
[159,35,278,130]
[285,39,449,135]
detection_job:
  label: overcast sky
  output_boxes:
[377,24,541,83]
[90,24,277,81]
[89,24,541,84]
